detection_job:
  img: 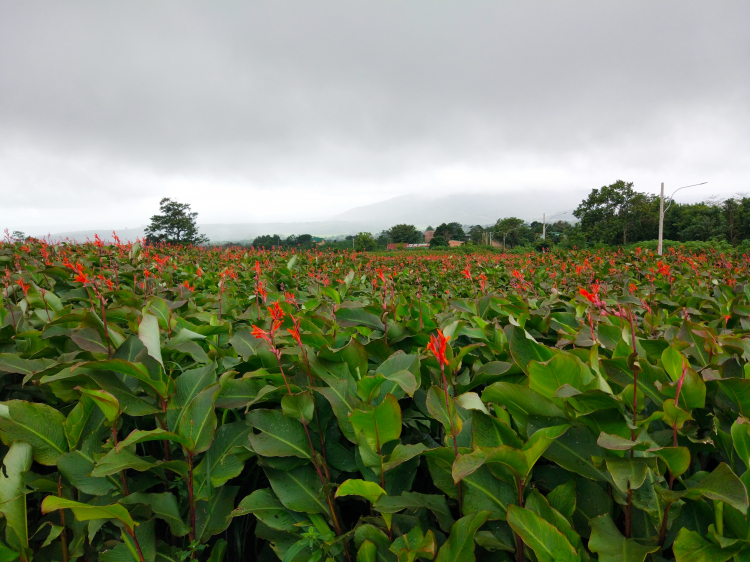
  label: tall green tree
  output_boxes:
[387,224,422,244]
[354,232,378,251]
[145,198,209,246]
[573,180,657,245]
[434,222,465,242]
[493,217,529,249]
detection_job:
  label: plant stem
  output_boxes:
[516,476,524,562]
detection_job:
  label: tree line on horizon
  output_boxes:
[20,182,743,251]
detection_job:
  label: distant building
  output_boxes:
[448,240,464,248]
[424,230,435,243]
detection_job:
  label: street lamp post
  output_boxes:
[657,182,707,255]
[542,210,573,240]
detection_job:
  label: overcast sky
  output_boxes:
[1,1,748,235]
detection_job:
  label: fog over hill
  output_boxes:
[38,189,586,243]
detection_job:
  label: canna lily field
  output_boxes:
[3,235,750,562]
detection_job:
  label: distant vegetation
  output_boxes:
[135,181,750,253]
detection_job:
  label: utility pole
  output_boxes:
[657,182,665,255]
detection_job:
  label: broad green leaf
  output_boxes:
[0,442,32,556]
[230,489,298,532]
[357,540,378,562]
[178,383,219,453]
[264,465,329,515]
[281,391,315,424]
[0,400,67,465]
[194,486,239,543]
[650,446,691,477]
[138,312,163,368]
[247,409,312,459]
[482,383,566,436]
[41,497,137,533]
[461,465,516,521]
[354,525,395,562]
[382,443,427,472]
[336,479,386,504]
[168,362,217,431]
[672,528,743,562]
[335,308,385,332]
[434,510,490,562]
[589,514,658,562]
[76,388,120,422]
[656,463,749,515]
[374,492,455,533]
[389,526,436,562]
[116,428,191,452]
[732,417,750,469]
[506,505,578,562]
[91,447,155,477]
[426,385,463,441]
[120,492,190,536]
[605,458,652,494]
[349,394,402,453]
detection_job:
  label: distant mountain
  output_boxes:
[332,190,587,228]
[37,189,586,243]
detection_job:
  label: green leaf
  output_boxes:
[357,540,378,562]
[91,447,155,477]
[336,479,386,504]
[264,465,329,515]
[382,443,427,472]
[231,489,298,532]
[434,510,490,562]
[548,480,576,524]
[426,385,463,441]
[120,492,190,537]
[529,353,586,399]
[373,492,455,533]
[650,446,691,477]
[335,308,385,332]
[605,458,652,494]
[138,312,163,367]
[247,409,312,459]
[0,400,67,465]
[0,443,32,556]
[732,417,750,469]
[194,486,239,543]
[0,354,55,376]
[482,383,566,436]
[507,325,555,376]
[389,526,437,562]
[281,391,315,424]
[116,428,191,452]
[506,505,578,562]
[589,514,658,562]
[178,383,219,453]
[354,525,396,562]
[76,388,120,422]
[656,463,749,515]
[349,394,402,453]
[41,497,137,533]
[662,345,686,381]
[672,528,743,562]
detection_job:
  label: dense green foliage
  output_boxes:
[3,236,750,561]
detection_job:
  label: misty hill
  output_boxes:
[332,191,586,228]
[37,189,586,243]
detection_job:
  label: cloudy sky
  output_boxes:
[1,1,748,235]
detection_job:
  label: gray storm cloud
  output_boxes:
[0,1,748,234]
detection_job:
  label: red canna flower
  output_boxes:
[196,266,203,277]
[426,329,451,369]
[183,280,195,291]
[251,324,273,347]
[462,265,472,281]
[287,322,302,346]
[269,301,285,323]
[16,278,30,296]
